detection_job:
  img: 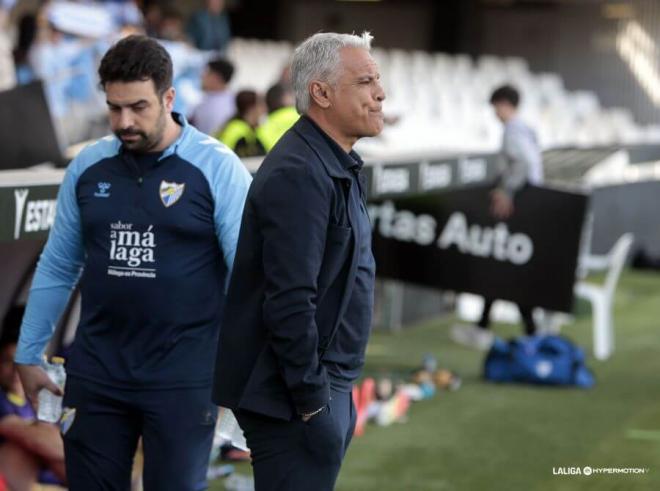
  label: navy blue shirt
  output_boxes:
[307,118,376,392]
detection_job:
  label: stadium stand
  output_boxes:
[12,35,660,159]
[224,39,660,160]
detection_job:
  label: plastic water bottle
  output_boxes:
[37,356,66,423]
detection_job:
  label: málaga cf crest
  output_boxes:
[159,180,185,207]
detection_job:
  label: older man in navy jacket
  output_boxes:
[212,32,385,490]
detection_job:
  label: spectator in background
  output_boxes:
[190,57,235,135]
[257,82,299,152]
[187,0,231,52]
[158,6,187,42]
[28,15,70,119]
[451,84,543,350]
[0,315,66,490]
[28,5,108,145]
[12,14,38,85]
[102,0,143,29]
[217,90,266,158]
[143,1,163,38]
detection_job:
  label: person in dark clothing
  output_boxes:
[256,82,299,152]
[12,14,37,84]
[186,0,231,52]
[212,31,386,491]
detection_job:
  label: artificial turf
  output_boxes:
[210,269,660,490]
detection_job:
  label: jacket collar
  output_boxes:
[293,116,353,179]
[159,112,192,161]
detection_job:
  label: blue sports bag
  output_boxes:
[484,334,595,388]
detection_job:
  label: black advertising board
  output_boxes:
[0,158,587,313]
[368,185,588,312]
[0,81,63,170]
[363,153,499,198]
[0,183,59,243]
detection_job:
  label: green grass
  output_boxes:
[210,270,660,490]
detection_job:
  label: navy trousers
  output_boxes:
[236,388,357,491]
[61,376,217,491]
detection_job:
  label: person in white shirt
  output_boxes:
[452,84,544,350]
[190,57,235,135]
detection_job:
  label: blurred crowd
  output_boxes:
[0,0,298,154]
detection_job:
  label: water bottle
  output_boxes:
[37,356,66,423]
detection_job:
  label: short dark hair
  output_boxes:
[235,90,258,118]
[98,35,173,96]
[490,84,520,107]
[208,58,234,84]
[265,83,290,113]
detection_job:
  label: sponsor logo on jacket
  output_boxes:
[107,221,157,278]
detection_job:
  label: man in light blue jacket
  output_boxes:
[15,35,251,490]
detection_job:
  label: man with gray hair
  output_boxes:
[212,31,385,490]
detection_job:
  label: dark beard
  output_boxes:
[116,107,167,153]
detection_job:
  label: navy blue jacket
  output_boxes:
[212,116,363,420]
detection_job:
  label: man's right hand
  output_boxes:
[15,364,63,411]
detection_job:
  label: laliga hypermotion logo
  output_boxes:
[159,180,185,208]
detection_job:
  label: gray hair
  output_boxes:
[291,31,373,114]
